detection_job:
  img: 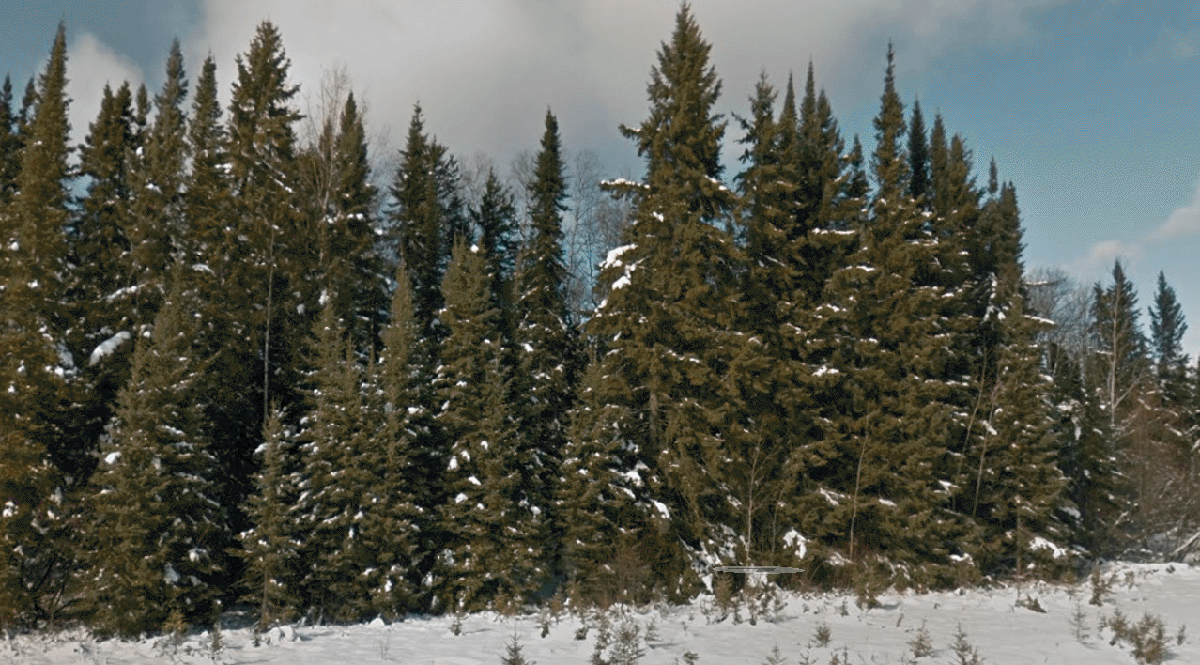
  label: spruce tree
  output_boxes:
[70,81,138,494]
[389,104,445,342]
[472,168,517,344]
[795,44,972,579]
[368,265,425,616]
[0,25,79,621]
[296,91,383,355]
[81,266,229,637]
[124,39,191,322]
[1049,344,1121,553]
[433,240,544,612]
[1148,271,1189,405]
[730,72,806,568]
[1088,259,1148,546]
[224,21,309,513]
[239,402,300,629]
[555,357,643,601]
[590,3,742,597]
[513,110,578,583]
[0,76,21,203]
[291,301,376,622]
[907,99,930,207]
[1090,260,1149,445]
[183,55,261,516]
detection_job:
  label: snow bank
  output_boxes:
[88,331,131,366]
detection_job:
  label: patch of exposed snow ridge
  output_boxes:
[88,331,131,366]
[601,244,636,270]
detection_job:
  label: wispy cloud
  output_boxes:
[1150,177,1200,241]
[179,0,1069,169]
[1151,23,1200,60]
[66,32,145,146]
[1069,239,1144,280]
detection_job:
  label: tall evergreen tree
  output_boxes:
[0,25,79,622]
[239,402,301,629]
[1090,259,1148,445]
[291,301,376,622]
[223,21,309,515]
[124,39,191,321]
[0,76,21,203]
[907,99,930,207]
[591,3,741,598]
[368,265,425,616]
[70,82,138,492]
[471,168,517,343]
[296,91,383,355]
[795,44,972,580]
[513,109,579,587]
[432,241,544,612]
[1088,259,1148,545]
[730,72,804,569]
[1148,271,1189,405]
[183,55,262,518]
[81,266,229,637]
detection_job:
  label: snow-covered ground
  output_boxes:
[5,562,1199,664]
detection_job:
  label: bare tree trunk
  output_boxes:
[850,416,869,563]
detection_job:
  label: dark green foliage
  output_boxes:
[1049,344,1121,553]
[555,357,643,600]
[1149,271,1189,405]
[590,5,743,596]
[70,82,138,480]
[0,324,62,627]
[124,39,191,320]
[296,92,384,356]
[81,268,230,638]
[513,110,580,587]
[0,76,21,203]
[472,168,518,344]
[388,104,466,350]
[433,241,545,612]
[221,21,312,524]
[907,99,930,206]
[0,25,80,625]
[368,266,425,616]
[1090,260,1149,445]
[11,23,72,304]
[291,302,378,622]
[239,403,300,629]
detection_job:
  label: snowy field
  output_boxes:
[4,562,1199,664]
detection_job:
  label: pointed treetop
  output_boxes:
[907,98,929,204]
[871,41,907,197]
[617,1,728,218]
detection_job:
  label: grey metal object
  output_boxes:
[711,565,802,574]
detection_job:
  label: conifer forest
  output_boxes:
[3,4,1199,637]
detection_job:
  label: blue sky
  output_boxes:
[4,1,1200,356]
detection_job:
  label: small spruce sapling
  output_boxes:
[1088,569,1113,606]
[813,621,832,647]
[950,624,983,665]
[1069,602,1089,642]
[763,643,788,665]
[909,620,933,658]
[501,631,534,665]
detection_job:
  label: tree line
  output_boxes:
[1,4,1197,637]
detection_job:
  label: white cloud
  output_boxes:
[1150,177,1200,241]
[182,0,1067,173]
[1069,239,1144,280]
[66,32,145,146]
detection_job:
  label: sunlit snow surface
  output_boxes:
[5,563,1200,664]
